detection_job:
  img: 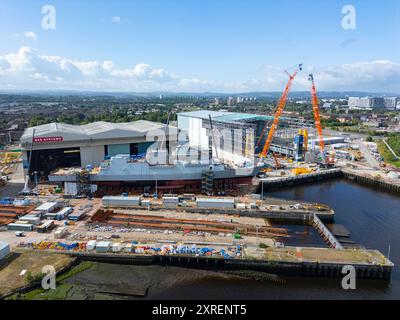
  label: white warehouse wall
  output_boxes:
[188,117,208,149]
[80,145,105,167]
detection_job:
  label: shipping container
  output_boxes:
[55,207,73,220]
[86,240,97,251]
[96,241,111,253]
[68,210,86,221]
[196,198,235,209]
[19,215,41,225]
[0,242,10,261]
[162,196,179,208]
[112,243,123,252]
[7,223,34,232]
[35,202,60,214]
[102,196,141,207]
[64,182,78,196]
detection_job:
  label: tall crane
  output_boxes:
[258,64,303,158]
[308,74,334,166]
[308,74,324,154]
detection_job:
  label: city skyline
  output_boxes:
[1,0,400,93]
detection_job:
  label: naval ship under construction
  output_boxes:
[49,153,264,195]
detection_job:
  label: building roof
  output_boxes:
[178,110,229,119]
[21,120,176,144]
[0,242,10,251]
[178,110,278,124]
[35,202,59,211]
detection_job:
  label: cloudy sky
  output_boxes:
[0,0,400,93]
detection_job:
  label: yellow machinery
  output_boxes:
[291,167,314,176]
[299,129,308,151]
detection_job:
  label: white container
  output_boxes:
[162,196,179,208]
[236,203,246,210]
[35,202,60,214]
[64,182,78,196]
[0,242,10,261]
[196,198,235,209]
[102,196,141,207]
[112,243,122,252]
[56,207,73,220]
[19,215,41,225]
[96,241,111,253]
[86,240,97,251]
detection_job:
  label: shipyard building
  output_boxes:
[177,110,315,162]
[20,110,328,195]
[20,121,177,178]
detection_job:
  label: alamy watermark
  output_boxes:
[143,127,256,176]
[341,5,356,30]
[41,265,56,290]
[41,5,56,30]
[341,265,356,290]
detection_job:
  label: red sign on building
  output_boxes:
[33,136,64,143]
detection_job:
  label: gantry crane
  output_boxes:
[257,64,303,158]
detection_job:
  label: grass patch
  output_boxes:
[0,251,73,298]
[377,140,400,168]
[34,284,73,300]
[57,261,93,282]
[7,261,94,300]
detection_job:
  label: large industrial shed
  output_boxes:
[177,110,317,163]
[21,120,177,178]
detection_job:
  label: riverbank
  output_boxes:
[0,251,74,299]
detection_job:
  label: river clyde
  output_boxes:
[61,178,400,300]
[140,178,400,300]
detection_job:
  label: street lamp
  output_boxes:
[153,171,158,198]
[32,171,39,203]
[32,171,39,189]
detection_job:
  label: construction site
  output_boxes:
[0,64,398,286]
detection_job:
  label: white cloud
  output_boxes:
[257,61,400,93]
[111,16,121,23]
[24,31,37,40]
[0,47,399,93]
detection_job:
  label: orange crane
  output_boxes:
[257,64,303,158]
[308,74,335,166]
[308,74,324,154]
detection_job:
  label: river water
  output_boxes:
[65,178,400,300]
[146,178,400,300]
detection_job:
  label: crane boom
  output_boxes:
[308,74,324,154]
[258,64,302,158]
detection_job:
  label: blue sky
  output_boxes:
[0,0,399,92]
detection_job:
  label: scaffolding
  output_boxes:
[201,169,215,195]
[76,170,92,197]
[201,114,317,162]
